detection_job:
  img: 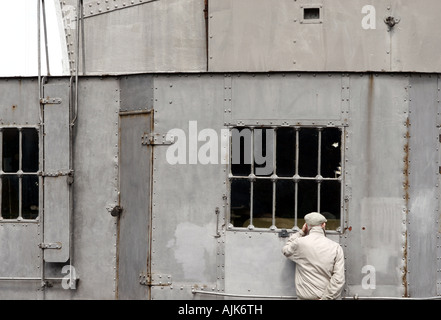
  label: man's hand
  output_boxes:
[302,223,309,235]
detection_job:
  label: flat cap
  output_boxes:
[304,212,327,226]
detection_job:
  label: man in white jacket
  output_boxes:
[282,212,345,300]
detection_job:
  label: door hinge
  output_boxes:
[38,242,62,250]
[40,97,62,105]
[141,133,175,146]
[139,273,172,286]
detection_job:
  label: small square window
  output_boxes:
[300,6,323,24]
[304,8,320,20]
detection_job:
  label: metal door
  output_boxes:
[117,111,152,299]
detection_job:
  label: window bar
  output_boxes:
[294,127,299,228]
[271,128,277,230]
[18,128,23,220]
[249,128,255,229]
[339,127,345,232]
[317,128,322,213]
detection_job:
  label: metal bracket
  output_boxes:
[38,242,62,250]
[141,133,175,146]
[108,205,123,217]
[384,16,400,28]
[279,229,290,238]
[40,97,62,105]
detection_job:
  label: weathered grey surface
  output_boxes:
[343,74,408,298]
[150,75,226,299]
[407,75,440,298]
[1,73,440,299]
[60,0,207,75]
[209,0,441,73]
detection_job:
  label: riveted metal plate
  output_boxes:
[139,273,172,286]
[82,0,159,19]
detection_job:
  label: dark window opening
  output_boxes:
[275,180,295,227]
[230,179,250,228]
[229,126,343,231]
[276,127,296,177]
[231,128,251,176]
[297,179,318,220]
[22,128,39,173]
[22,175,39,220]
[1,128,39,220]
[254,129,274,177]
[252,179,273,227]
[1,176,19,219]
[298,128,318,177]
[304,7,320,20]
[2,128,19,173]
[321,128,342,178]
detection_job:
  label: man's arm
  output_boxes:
[320,245,345,300]
[282,224,307,258]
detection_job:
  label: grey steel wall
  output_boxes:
[0,73,440,299]
[1,0,440,299]
[209,0,441,73]
[60,0,207,75]
[58,0,441,75]
[407,75,441,298]
[147,73,441,299]
[0,77,119,299]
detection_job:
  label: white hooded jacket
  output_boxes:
[282,226,345,300]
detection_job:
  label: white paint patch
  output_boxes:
[167,222,215,281]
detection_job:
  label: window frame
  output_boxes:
[0,125,41,223]
[227,125,346,234]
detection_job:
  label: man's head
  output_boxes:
[304,212,327,229]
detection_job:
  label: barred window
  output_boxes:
[1,127,40,220]
[229,126,343,231]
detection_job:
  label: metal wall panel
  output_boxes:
[224,231,296,297]
[0,223,41,298]
[0,224,40,277]
[226,73,346,125]
[151,75,226,299]
[119,75,154,112]
[0,79,40,125]
[343,74,408,298]
[391,1,441,72]
[209,0,441,73]
[60,0,207,75]
[2,73,441,300]
[65,77,120,298]
[209,0,391,72]
[407,75,439,297]
[43,79,71,262]
[0,79,43,298]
